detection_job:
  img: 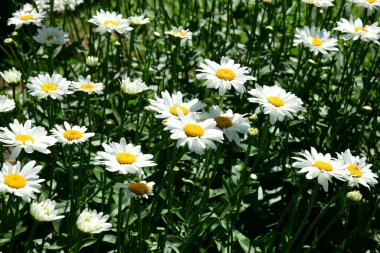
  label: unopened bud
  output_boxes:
[4,38,13,44]
[247,127,259,137]
[307,59,317,65]
[362,105,372,112]
[346,190,362,202]
[265,26,274,31]
[86,56,99,67]
[153,31,161,37]
[173,166,179,172]
[250,174,258,180]
[249,114,258,122]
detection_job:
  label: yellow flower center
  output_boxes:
[80,83,95,91]
[214,116,233,129]
[128,182,151,196]
[267,96,284,107]
[20,14,34,21]
[314,161,333,171]
[215,68,236,81]
[169,105,189,116]
[174,31,188,37]
[312,37,323,46]
[63,130,83,140]
[15,134,35,144]
[354,27,368,33]
[41,83,57,93]
[104,20,119,26]
[367,0,375,3]
[47,35,55,41]
[183,124,204,137]
[4,174,26,189]
[347,164,363,178]
[116,152,137,164]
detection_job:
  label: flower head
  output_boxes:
[51,122,95,145]
[165,26,192,39]
[294,26,339,55]
[0,67,22,85]
[302,0,334,7]
[349,0,380,12]
[118,181,155,199]
[334,17,380,44]
[71,75,104,95]
[120,77,150,95]
[27,73,72,100]
[76,208,112,234]
[128,15,150,26]
[7,8,45,29]
[33,26,69,46]
[0,96,16,113]
[30,199,65,222]
[89,10,133,35]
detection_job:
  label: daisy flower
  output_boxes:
[0,161,44,202]
[334,17,380,44]
[0,67,22,85]
[95,138,156,175]
[86,56,99,67]
[165,113,224,155]
[165,26,192,39]
[302,0,334,7]
[294,26,339,55]
[118,181,155,199]
[0,119,57,159]
[128,15,150,26]
[120,77,150,95]
[248,84,303,125]
[349,0,380,12]
[26,73,72,100]
[147,90,206,119]
[51,122,95,145]
[76,208,112,234]
[88,9,133,35]
[33,26,69,46]
[30,199,65,222]
[196,57,256,95]
[292,147,347,192]
[201,106,250,145]
[71,75,104,95]
[336,149,378,188]
[7,8,45,29]
[53,0,84,12]
[0,96,16,113]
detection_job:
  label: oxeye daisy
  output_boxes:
[0,96,16,113]
[201,106,250,145]
[51,122,95,145]
[128,15,150,26]
[26,73,73,100]
[88,9,133,35]
[120,77,150,95]
[0,161,44,202]
[95,138,156,175]
[117,181,155,199]
[334,17,380,44]
[76,208,112,234]
[53,0,84,12]
[0,119,57,159]
[7,8,45,29]
[147,90,206,119]
[302,0,334,7]
[292,147,346,192]
[33,26,69,47]
[165,113,224,155]
[0,67,22,85]
[294,26,339,55]
[71,75,104,95]
[165,26,192,39]
[248,84,303,125]
[349,0,380,12]
[196,57,256,95]
[30,199,65,222]
[336,149,378,188]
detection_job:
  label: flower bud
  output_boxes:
[346,190,362,202]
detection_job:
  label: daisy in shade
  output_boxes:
[7,8,45,29]
[51,122,95,145]
[0,67,22,85]
[165,112,224,155]
[294,26,339,55]
[336,149,378,188]
[165,26,192,39]
[88,9,133,35]
[0,119,57,159]
[0,161,44,202]
[302,0,334,7]
[196,57,256,95]
[76,208,112,234]
[30,199,65,222]
[120,77,150,96]
[349,0,380,12]
[147,90,206,119]
[33,26,69,47]
[128,15,150,26]
[95,138,156,175]
[0,96,16,113]
[248,84,303,125]
[334,17,380,44]
[71,75,104,95]
[117,181,155,199]
[27,73,72,100]
[292,147,347,192]
[201,106,250,145]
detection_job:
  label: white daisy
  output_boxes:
[7,8,45,29]
[248,84,303,125]
[33,26,69,46]
[51,122,95,145]
[71,75,104,95]
[349,0,380,12]
[302,0,334,7]
[196,57,256,95]
[336,149,378,188]
[0,119,57,159]
[95,138,156,175]
[147,90,206,119]
[165,26,192,39]
[0,96,16,113]
[27,73,73,100]
[165,113,224,155]
[30,199,65,222]
[76,208,112,234]
[120,181,155,199]
[0,161,44,202]
[334,17,380,44]
[294,26,339,55]
[0,67,22,85]
[88,9,133,35]
[120,77,149,95]
[128,15,150,26]
[201,106,250,145]
[53,0,84,12]
[292,147,347,192]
